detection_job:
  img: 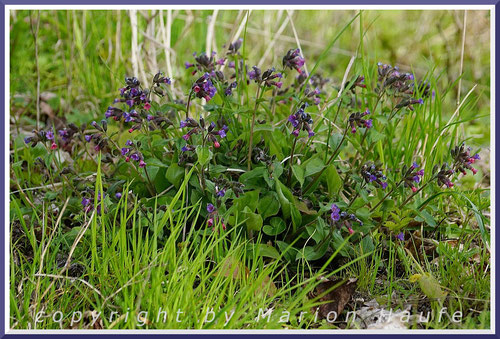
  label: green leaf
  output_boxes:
[242,206,263,231]
[196,145,212,166]
[416,210,437,227]
[276,241,299,262]
[292,165,305,187]
[295,241,329,261]
[234,190,260,213]
[166,163,185,188]
[410,273,447,300]
[262,217,287,236]
[257,193,280,219]
[325,164,342,195]
[250,243,280,259]
[275,179,291,219]
[303,157,325,177]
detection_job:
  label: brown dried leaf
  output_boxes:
[310,277,357,319]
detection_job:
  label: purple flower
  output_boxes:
[115,192,122,199]
[180,120,188,128]
[81,198,91,207]
[24,136,32,144]
[185,62,194,69]
[308,130,315,138]
[181,146,189,152]
[218,129,227,138]
[121,148,130,156]
[123,113,133,123]
[288,115,299,127]
[131,153,140,161]
[396,232,404,241]
[413,176,421,183]
[140,93,147,101]
[331,204,340,214]
[46,130,54,140]
[126,140,133,146]
[216,58,225,65]
[147,115,154,121]
[216,188,226,197]
[473,154,481,160]
[411,162,419,169]
[417,98,424,104]
[292,129,299,137]
[331,212,340,221]
[248,70,257,80]
[139,160,146,168]
[364,119,373,129]
[369,174,377,182]
[381,182,388,189]
[126,99,134,108]
[85,135,92,142]
[207,203,215,213]
[416,169,424,176]
[182,134,190,141]
[228,61,235,68]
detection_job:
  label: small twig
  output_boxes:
[30,10,41,130]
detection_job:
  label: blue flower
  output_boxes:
[207,203,215,213]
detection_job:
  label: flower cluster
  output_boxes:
[303,87,322,105]
[330,204,363,235]
[226,38,243,55]
[377,63,413,92]
[401,162,425,192]
[282,48,305,74]
[85,122,110,152]
[288,103,314,138]
[121,139,146,167]
[81,191,104,214]
[180,117,228,149]
[361,162,388,189]
[151,71,172,97]
[348,108,372,134]
[224,81,237,96]
[434,163,454,188]
[115,76,151,110]
[192,73,217,102]
[185,51,226,75]
[451,143,480,176]
[252,144,276,167]
[206,203,226,231]
[213,176,245,198]
[146,112,173,131]
[395,97,424,111]
[346,75,367,93]
[248,66,283,88]
[24,129,57,150]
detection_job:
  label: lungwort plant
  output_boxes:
[17,35,487,266]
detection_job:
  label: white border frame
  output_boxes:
[4,4,495,335]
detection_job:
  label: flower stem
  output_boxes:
[247,84,263,171]
[287,135,299,186]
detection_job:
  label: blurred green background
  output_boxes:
[9,9,490,145]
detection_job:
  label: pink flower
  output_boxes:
[144,102,151,111]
